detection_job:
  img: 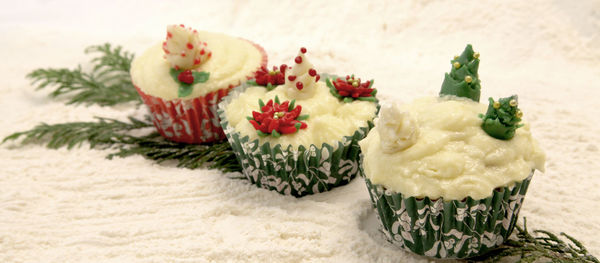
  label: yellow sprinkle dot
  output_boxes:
[465,76,473,83]
[509,99,518,107]
[352,82,359,87]
[473,52,480,59]
[453,62,461,69]
[493,101,500,109]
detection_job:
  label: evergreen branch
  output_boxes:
[107,132,241,172]
[26,43,140,106]
[472,217,599,263]
[2,116,152,149]
[2,116,241,172]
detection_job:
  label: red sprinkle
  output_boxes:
[295,56,302,64]
[179,24,185,27]
[167,32,172,39]
[288,75,296,81]
[300,47,307,54]
[280,64,288,72]
[315,74,320,82]
[187,43,194,49]
[181,52,186,57]
[296,82,303,90]
[208,52,212,57]
[308,69,317,77]
[194,58,201,65]
[200,49,205,55]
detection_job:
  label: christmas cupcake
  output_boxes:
[131,24,267,143]
[359,45,545,258]
[218,47,378,197]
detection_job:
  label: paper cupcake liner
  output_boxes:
[218,82,375,197]
[134,40,268,144]
[361,160,534,259]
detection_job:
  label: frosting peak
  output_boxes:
[162,24,211,70]
[285,47,320,100]
[376,103,419,153]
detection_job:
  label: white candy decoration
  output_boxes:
[162,24,211,70]
[377,103,420,153]
[285,47,320,100]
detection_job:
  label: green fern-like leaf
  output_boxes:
[27,43,140,106]
[471,217,599,263]
[2,116,241,172]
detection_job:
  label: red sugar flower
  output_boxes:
[254,64,287,90]
[247,96,309,137]
[326,75,377,103]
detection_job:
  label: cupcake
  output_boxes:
[131,24,267,143]
[359,45,545,258]
[218,47,378,197]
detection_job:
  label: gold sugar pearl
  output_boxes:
[465,76,473,83]
[509,99,518,107]
[453,62,461,69]
[516,110,523,118]
[454,55,459,60]
[493,101,501,109]
[473,52,480,59]
[352,81,359,87]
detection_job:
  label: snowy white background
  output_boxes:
[1,0,599,262]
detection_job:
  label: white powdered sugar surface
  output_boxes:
[1,1,599,262]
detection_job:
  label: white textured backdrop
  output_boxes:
[1,0,599,262]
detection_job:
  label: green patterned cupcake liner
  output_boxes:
[360,159,534,259]
[218,81,375,197]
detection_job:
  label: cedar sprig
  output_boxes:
[2,116,241,172]
[107,132,241,172]
[2,116,152,149]
[26,43,140,106]
[473,217,599,263]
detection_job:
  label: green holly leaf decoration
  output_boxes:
[169,68,210,98]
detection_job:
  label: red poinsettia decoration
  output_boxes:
[247,96,308,137]
[254,64,288,89]
[327,75,377,102]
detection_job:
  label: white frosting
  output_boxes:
[163,25,211,70]
[284,49,319,100]
[376,103,419,153]
[359,96,546,200]
[224,82,377,149]
[131,31,264,100]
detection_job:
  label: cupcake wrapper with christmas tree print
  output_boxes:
[361,161,534,259]
[134,40,268,144]
[218,82,375,197]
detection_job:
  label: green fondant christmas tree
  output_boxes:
[440,44,481,102]
[480,95,523,140]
